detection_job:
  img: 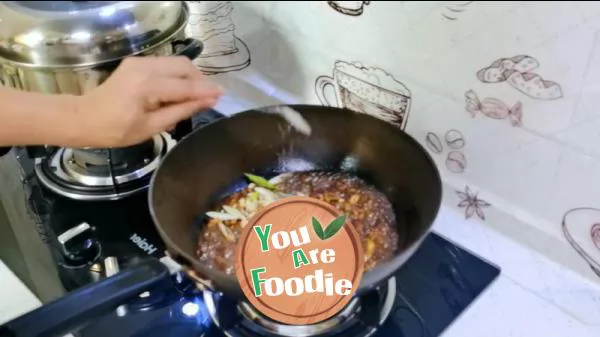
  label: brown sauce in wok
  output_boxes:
[196,172,399,275]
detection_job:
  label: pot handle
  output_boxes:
[171,38,204,61]
[96,38,204,72]
[0,259,170,337]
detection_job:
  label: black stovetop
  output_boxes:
[75,232,499,337]
[18,109,501,337]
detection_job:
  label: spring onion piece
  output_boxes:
[255,187,277,204]
[218,222,236,242]
[222,205,247,220]
[206,211,239,221]
[244,173,276,190]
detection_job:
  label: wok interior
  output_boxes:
[150,105,442,288]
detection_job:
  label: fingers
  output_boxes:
[148,98,219,133]
[146,77,223,104]
[122,56,203,79]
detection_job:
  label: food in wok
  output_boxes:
[196,171,400,275]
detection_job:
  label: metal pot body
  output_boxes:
[0,1,196,95]
[1,31,180,95]
[0,30,188,95]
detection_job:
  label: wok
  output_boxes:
[0,105,442,337]
[151,104,442,298]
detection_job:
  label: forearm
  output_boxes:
[0,87,79,147]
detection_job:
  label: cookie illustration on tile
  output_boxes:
[315,60,411,130]
[504,70,563,100]
[476,55,539,83]
[328,1,370,16]
[184,1,251,75]
[465,89,523,127]
[476,55,563,100]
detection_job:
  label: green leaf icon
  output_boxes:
[244,173,276,190]
[323,215,347,239]
[312,217,326,240]
[312,215,347,240]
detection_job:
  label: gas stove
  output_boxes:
[70,233,500,337]
[16,109,500,337]
[21,118,192,202]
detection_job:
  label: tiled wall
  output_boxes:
[186,1,600,283]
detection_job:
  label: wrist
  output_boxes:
[0,87,83,147]
[28,93,83,147]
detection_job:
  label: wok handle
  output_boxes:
[0,259,170,337]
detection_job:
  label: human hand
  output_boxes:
[70,56,223,148]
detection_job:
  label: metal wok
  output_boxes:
[0,105,442,337]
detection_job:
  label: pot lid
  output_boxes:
[0,1,187,68]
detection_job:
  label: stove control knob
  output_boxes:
[57,222,100,263]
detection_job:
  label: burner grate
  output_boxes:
[202,278,397,337]
[34,133,176,201]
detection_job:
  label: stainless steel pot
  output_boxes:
[0,1,200,95]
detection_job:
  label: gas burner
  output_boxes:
[126,271,202,314]
[203,278,396,337]
[34,133,176,201]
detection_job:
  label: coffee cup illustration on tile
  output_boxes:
[315,60,412,130]
[328,1,370,16]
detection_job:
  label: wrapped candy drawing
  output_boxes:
[465,90,523,127]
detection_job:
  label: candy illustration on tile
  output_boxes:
[476,55,563,100]
[328,1,370,16]
[456,186,491,221]
[315,60,411,130]
[561,207,600,278]
[441,1,474,21]
[465,90,523,127]
[423,129,467,174]
[184,1,251,75]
